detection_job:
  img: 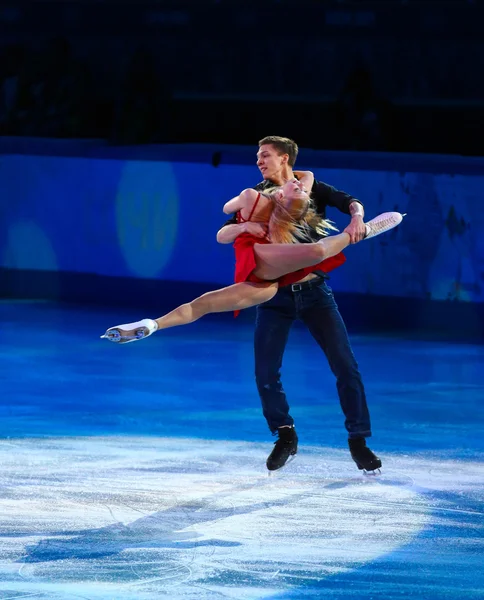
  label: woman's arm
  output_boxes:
[219,188,266,243]
[293,170,314,193]
[223,188,257,214]
[217,221,268,244]
[223,195,243,214]
[216,223,247,244]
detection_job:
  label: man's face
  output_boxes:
[256,144,288,181]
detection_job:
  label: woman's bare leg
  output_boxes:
[154,281,277,330]
[101,282,278,343]
[253,232,351,281]
[254,210,406,280]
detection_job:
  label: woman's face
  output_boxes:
[281,179,310,208]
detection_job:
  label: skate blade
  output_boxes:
[267,453,297,476]
[100,327,149,344]
[362,468,382,477]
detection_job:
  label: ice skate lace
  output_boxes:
[366,213,404,236]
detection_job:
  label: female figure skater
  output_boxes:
[101,173,403,343]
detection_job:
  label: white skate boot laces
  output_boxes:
[364,212,406,240]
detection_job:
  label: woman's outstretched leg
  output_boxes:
[254,232,350,281]
[101,281,278,344]
[154,281,277,330]
[254,211,404,281]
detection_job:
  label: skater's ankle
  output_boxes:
[348,436,367,447]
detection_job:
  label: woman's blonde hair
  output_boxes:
[263,188,338,245]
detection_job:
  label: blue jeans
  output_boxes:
[254,279,371,439]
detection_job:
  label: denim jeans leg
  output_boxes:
[298,283,372,439]
[254,294,296,433]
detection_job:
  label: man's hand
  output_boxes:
[344,215,367,244]
[244,222,268,238]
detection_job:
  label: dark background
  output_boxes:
[1,0,482,156]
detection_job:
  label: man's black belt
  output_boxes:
[285,275,326,293]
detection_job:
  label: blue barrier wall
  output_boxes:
[1,141,483,336]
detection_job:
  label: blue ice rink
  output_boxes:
[0,300,483,599]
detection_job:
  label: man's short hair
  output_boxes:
[258,136,298,167]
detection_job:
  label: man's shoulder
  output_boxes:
[254,180,272,191]
[312,179,331,190]
[311,179,332,201]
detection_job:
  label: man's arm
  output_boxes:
[344,200,366,244]
[312,180,359,214]
[349,201,364,218]
[312,180,366,244]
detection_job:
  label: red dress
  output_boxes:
[234,233,346,287]
[233,193,346,311]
